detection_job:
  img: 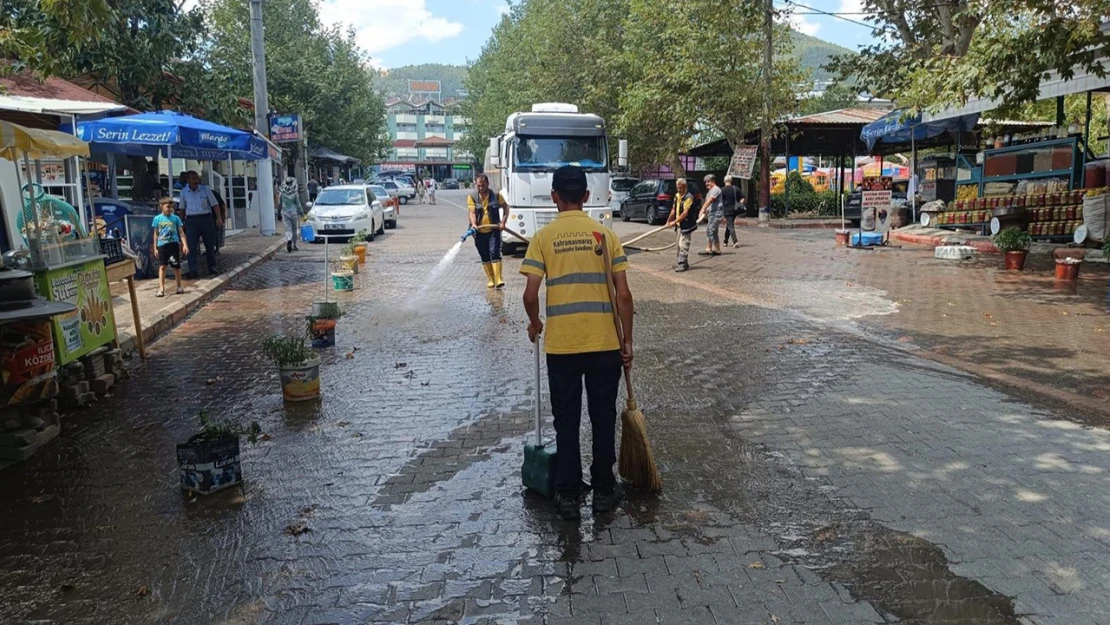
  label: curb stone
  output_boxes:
[116,239,286,356]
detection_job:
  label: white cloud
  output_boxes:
[839,0,863,14]
[316,0,464,60]
[786,11,821,36]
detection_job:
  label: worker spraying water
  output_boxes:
[466,174,511,289]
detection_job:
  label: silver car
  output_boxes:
[609,177,639,216]
[368,184,397,229]
[305,185,385,241]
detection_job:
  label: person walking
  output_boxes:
[416,177,426,204]
[697,174,724,256]
[210,184,227,256]
[179,171,222,279]
[720,175,743,248]
[520,165,634,521]
[665,178,698,272]
[151,198,188,297]
[427,177,437,205]
[279,177,303,253]
[467,173,510,289]
[307,177,319,203]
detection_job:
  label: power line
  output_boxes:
[781,1,874,29]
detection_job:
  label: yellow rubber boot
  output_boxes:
[483,263,496,288]
[493,261,505,289]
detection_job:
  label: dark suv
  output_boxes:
[619,179,704,225]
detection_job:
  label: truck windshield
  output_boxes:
[513,136,607,172]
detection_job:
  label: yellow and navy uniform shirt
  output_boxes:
[467,190,508,226]
[674,191,697,231]
[520,211,629,355]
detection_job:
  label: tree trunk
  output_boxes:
[667,153,686,179]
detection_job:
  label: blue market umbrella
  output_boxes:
[74,110,270,161]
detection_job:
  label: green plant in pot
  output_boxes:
[176,410,262,495]
[330,259,354,291]
[307,302,344,348]
[263,333,322,401]
[994,227,1032,270]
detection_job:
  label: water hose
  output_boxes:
[474,223,531,244]
[621,224,678,252]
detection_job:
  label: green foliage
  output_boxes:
[376,64,469,99]
[262,333,312,366]
[202,0,389,162]
[195,409,261,444]
[798,83,860,116]
[993,227,1032,252]
[789,31,854,81]
[829,0,1110,112]
[770,190,841,218]
[309,302,343,320]
[784,171,815,195]
[461,0,804,175]
[0,0,112,78]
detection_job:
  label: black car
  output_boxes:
[442,178,460,190]
[845,179,910,226]
[619,179,704,225]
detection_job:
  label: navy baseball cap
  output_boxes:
[552,165,587,194]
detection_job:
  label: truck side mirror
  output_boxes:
[488,137,500,168]
[617,139,628,168]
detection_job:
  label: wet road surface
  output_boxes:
[2,191,1109,625]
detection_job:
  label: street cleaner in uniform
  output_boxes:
[467,173,511,289]
[521,166,635,520]
[665,178,698,272]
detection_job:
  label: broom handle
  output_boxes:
[601,235,636,405]
[534,337,542,447]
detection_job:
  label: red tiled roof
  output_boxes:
[787,108,887,126]
[0,70,124,105]
[414,136,454,147]
[392,139,416,148]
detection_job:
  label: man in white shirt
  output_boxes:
[179,171,222,278]
[427,178,437,205]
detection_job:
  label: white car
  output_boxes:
[609,177,639,216]
[305,185,384,241]
[368,184,397,229]
[380,179,415,204]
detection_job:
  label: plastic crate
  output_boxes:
[98,236,126,265]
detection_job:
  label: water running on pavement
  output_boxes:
[416,240,463,299]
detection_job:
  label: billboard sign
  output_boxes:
[727,146,759,179]
[268,114,303,143]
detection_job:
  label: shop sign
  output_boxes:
[727,146,759,179]
[268,114,303,143]
[34,259,116,365]
[0,320,59,406]
[452,164,472,171]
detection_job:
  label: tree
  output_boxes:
[830,0,1110,111]
[798,83,859,116]
[0,0,112,77]
[202,0,389,164]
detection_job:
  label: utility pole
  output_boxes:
[250,0,277,236]
[759,0,773,224]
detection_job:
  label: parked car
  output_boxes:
[380,179,415,204]
[305,185,384,241]
[368,184,397,229]
[844,179,910,226]
[608,176,639,216]
[619,179,704,225]
[442,178,460,190]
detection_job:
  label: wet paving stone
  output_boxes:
[1,193,1109,625]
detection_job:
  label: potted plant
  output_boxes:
[176,410,261,495]
[330,260,354,292]
[350,231,369,264]
[339,242,359,274]
[993,227,1032,270]
[263,333,322,402]
[307,302,343,348]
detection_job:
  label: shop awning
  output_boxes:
[861,109,980,151]
[0,119,90,160]
[311,147,360,164]
[73,110,279,162]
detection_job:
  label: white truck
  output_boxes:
[484,103,626,254]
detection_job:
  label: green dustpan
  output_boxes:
[522,338,556,498]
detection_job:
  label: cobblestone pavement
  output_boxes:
[1,191,1109,625]
[610,219,1110,411]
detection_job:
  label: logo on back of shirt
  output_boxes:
[592,231,603,256]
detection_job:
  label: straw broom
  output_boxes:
[602,235,663,493]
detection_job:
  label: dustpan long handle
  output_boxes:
[534,337,542,446]
[601,235,636,405]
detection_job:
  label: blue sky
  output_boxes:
[189,0,876,70]
[355,0,876,69]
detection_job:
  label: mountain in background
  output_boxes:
[377,34,855,100]
[790,31,855,81]
[376,64,469,100]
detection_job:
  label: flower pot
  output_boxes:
[1003,250,1028,271]
[1054,258,1081,281]
[331,271,354,291]
[278,355,321,402]
[353,244,368,264]
[834,229,850,246]
[339,255,358,274]
[311,319,336,348]
[177,434,242,495]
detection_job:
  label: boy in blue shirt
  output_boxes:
[151,198,189,297]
